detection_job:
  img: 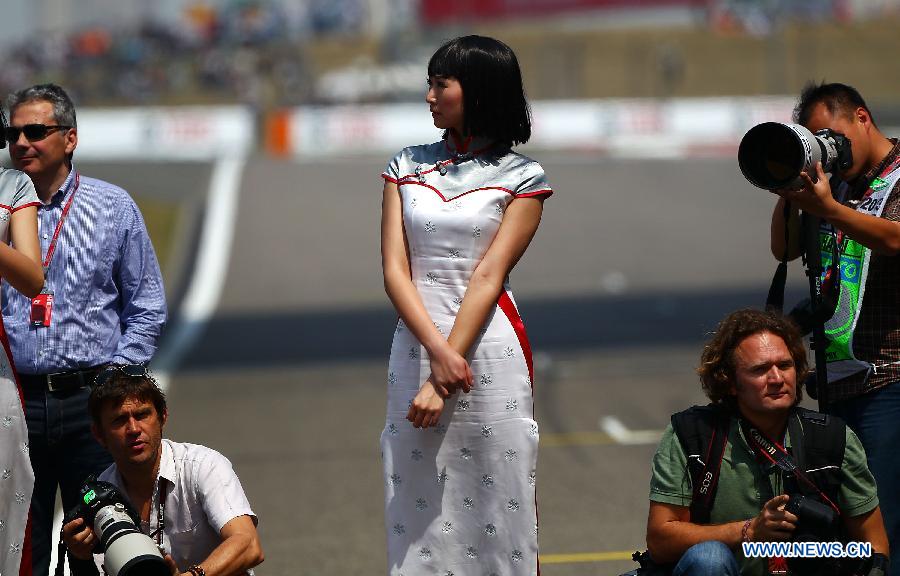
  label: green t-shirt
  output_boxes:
[649,416,878,576]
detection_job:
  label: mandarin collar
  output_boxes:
[444,135,497,156]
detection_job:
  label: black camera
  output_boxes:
[785,493,842,576]
[738,122,853,190]
[63,477,168,576]
[785,493,839,539]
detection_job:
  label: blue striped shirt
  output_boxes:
[1,166,167,374]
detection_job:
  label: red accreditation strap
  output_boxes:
[42,172,80,274]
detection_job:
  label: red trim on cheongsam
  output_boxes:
[497,290,533,390]
[516,189,553,199]
[12,202,41,212]
[381,174,399,184]
[19,514,32,576]
[397,180,515,203]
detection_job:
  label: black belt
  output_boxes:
[20,366,105,393]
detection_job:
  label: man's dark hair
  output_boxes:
[427,35,531,147]
[7,83,77,128]
[794,81,875,128]
[697,308,809,406]
[89,370,167,428]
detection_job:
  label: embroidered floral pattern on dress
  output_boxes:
[1,469,10,480]
[425,272,438,285]
[424,221,437,233]
[460,447,472,460]
[458,399,470,411]
[408,347,419,360]
[393,524,406,535]
[504,346,514,358]
[472,226,481,238]
[465,546,478,559]
[419,547,432,561]
[529,423,539,436]
[528,470,537,486]
[507,499,520,511]
[504,449,518,462]
[388,372,397,386]
[1,416,10,428]
[479,374,492,387]
[14,492,26,504]
[441,521,453,534]
[481,425,493,437]
[452,296,463,307]
[434,424,447,435]
[511,550,524,562]
[482,474,494,487]
[411,449,423,461]
[448,249,460,259]
[436,472,448,484]
[388,424,398,435]
[506,399,517,411]
[463,497,474,509]
[389,474,401,486]
[0,210,9,222]
[484,523,497,536]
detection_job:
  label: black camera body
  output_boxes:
[785,493,839,540]
[64,477,168,576]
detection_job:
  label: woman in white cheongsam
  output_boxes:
[0,109,46,576]
[380,36,553,576]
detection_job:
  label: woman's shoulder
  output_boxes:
[384,141,447,181]
[0,167,33,193]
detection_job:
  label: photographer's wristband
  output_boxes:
[187,565,206,576]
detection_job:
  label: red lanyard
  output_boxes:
[42,172,80,272]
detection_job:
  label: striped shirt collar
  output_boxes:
[44,164,77,206]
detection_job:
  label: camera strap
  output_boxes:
[739,417,840,515]
[147,479,165,547]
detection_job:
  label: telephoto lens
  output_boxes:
[738,122,852,190]
[93,503,169,576]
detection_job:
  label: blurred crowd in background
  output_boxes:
[2,0,899,109]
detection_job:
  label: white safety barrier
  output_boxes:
[273,96,797,158]
[75,106,255,160]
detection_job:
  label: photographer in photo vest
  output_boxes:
[770,82,900,569]
[644,309,888,576]
[62,366,263,576]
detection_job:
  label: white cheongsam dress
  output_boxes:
[381,137,553,576]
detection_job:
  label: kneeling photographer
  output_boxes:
[62,366,264,576]
[642,309,888,576]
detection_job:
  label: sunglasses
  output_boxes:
[94,364,153,387]
[4,124,72,143]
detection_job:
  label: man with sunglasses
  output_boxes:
[62,366,263,576]
[3,83,167,576]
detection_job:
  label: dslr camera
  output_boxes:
[738,122,853,190]
[63,477,169,576]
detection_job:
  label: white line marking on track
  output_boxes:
[151,153,247,390]
[598,416,663,445]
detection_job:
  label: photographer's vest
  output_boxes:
[820,158,900,384]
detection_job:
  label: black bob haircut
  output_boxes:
[794,81,876,128]
[428,35,531,147]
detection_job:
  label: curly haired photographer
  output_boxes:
[643,309,888,576]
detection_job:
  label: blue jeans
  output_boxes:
[825,381,900,571]
[22,383,113,576]
[672,541,740,576]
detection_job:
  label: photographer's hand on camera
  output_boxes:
[772,162,842,220]
[747,494,799,542]
[62,517,98,561]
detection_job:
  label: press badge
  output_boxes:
[30,293,53,327]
